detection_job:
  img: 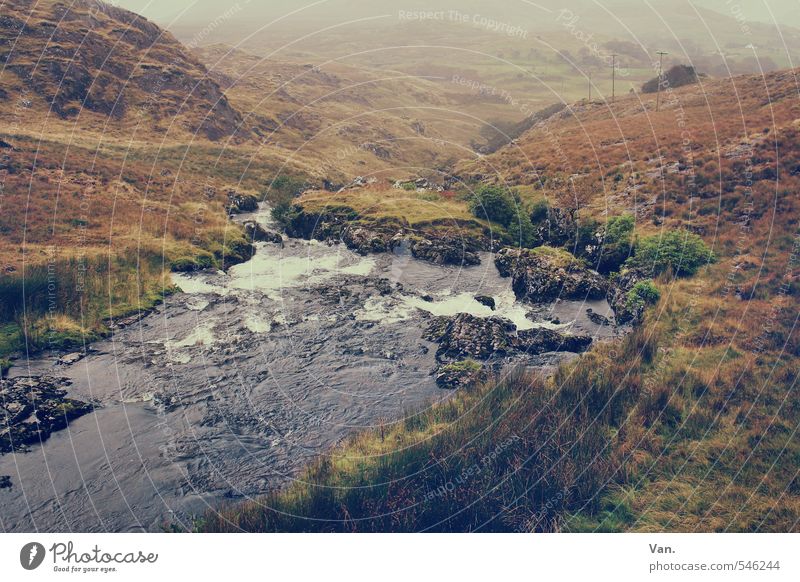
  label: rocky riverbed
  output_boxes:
[0,204,622,532]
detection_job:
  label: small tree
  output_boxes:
[555,176,594,221]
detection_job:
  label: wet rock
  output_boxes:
[434,360,485,390]
[424,314,515,361]
[57,352,85,366]
[227,191,259,214]
[586,308,612,326]
[495,248,608,302]
[0,377,94,454]
[341,225,389,255]
[243,221,283,245]
[408,236,481,266]
[424,313,593,362]
[474,295,496,310]
[513,328,592,355]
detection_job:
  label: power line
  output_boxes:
[611,53,617,103]
[656,51,668,112]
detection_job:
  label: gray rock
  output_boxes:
[424,313,592,362]
[474,295,496,310]
[0,377,93,454]
[243,221,283,245]
[495,248,608,302]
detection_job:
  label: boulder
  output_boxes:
[474,295,496,310]
[424,314,515,361]
[0,377,93,454]
[57,352,85,366]
[243,221,283,245]
[424,313,592,362]
[495,247,608,302]
[226,191,259,214]
[409,236,481,266]
[586,308,612,326]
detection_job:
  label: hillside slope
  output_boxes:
[0,0,242,139]
[205,67,800,532]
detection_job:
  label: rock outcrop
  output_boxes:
[227,191,259,214]
[284,206,483,265]
[407,235,481,266]
[1,377,94,454]
[495,247,608,302]
[434,361,485,390]
[243,221,283,245]
[424,313,592,362]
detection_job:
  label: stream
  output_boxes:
[0,204,618,532]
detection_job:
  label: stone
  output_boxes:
[0,376,94,454]
[424,313,593,362]
[474,295,496,310]
[57,352,85,366]
[243,221,283,245]
[586,308,612,326]
[227,191,259,214]
[495,248,608,302]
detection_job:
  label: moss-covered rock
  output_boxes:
[495,246,609,302]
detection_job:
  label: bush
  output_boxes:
[626,280,661,312]
[469,185,536,247]
[627,229,715,276]
[529,198,550,223]
[468,184,518,226]
[599,214,635,273]
[265,175,305,223]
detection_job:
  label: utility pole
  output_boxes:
[656,51,668,112]
[611,54,617,103]
[588,72,592,101]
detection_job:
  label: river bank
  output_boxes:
[1,203,621,532]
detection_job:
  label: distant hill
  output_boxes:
[0,0,243,140]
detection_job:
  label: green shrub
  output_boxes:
[529,198,550,223]
[469,185,536,247]
[468,184,518,226]
[626,280,661,312]
[599,214,635,273]
[627,229,715,276]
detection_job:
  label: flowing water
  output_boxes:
[0,205,617,532]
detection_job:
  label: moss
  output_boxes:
[440,359,482,374]
[530,245,584,267]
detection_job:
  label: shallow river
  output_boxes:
[0,205,617,532]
